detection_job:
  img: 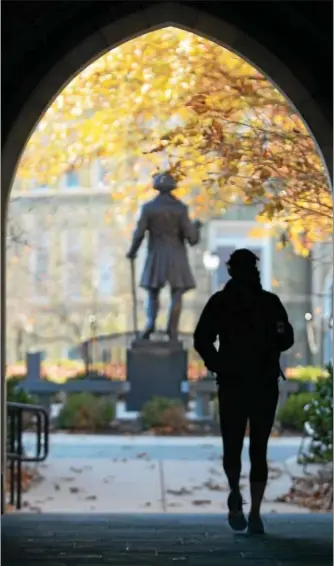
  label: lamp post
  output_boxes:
[18,314,35,354]
[89,269,100,373]
[88,314,97,374]
[305,311,320,365]
[203,251,220,296]
[15,325,24,361]
[324,313,333,365]
[304,310,333,366]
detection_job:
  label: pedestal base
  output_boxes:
[126,340,188,412]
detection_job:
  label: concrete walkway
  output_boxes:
[2,513,332,565]
[23,457,308,514]
[20,435,312,514]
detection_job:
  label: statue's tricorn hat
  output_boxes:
[152,172,177,193]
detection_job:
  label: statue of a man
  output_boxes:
[126,172,202,340]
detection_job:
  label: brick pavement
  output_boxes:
[2,513,332,565]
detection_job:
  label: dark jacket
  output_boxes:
[128,193,200,290]
[194,279,294,382]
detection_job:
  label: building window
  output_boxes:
[65,169,79,188]
[323,277,333,365]
[67,345,82,360]
[214,246,235,289]
[91,160,108,187]
[95,230,114,297]
[214,245,264,290]
[31,233,49,297]
[98,161,108,185]
[208,220,272,292]
[62,230,81,299]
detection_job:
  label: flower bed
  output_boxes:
[6,359,208,383]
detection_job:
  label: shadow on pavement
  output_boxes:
[2,513,333,565]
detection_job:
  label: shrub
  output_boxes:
[277,392,317,432]
[6,376,36,405]
[141,397,186,431]
[57,393,115,431]
[160,405,187,433]
[6,377,38,448]
[304,363,333,463]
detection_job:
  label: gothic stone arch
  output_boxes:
[1,1,332,512]
[2,2,332,198]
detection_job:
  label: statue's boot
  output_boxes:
[167,289,183,341]
[141,289,159,340]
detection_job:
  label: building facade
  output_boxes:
[309,242,333,367]
[7,164,319,369]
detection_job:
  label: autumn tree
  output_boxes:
[16,28,331,254]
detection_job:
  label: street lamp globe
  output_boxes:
[203,251,220,272]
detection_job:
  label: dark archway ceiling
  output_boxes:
[2,0,332,147]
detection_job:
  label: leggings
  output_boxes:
[217,380,279,487]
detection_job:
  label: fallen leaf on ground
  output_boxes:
[268,465,283,480]
[136,452,149,459]
[276,471,333,511]
[167,487,193,496]
[203,479,226,491]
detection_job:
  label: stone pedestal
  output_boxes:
[26,351,42,380]
[126,340,188,412]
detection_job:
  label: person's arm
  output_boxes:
[126,206,148,259]
[194,294,220,372]
[274,296,295,351]
[180,206,201,246]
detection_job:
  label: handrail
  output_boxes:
[6,402,50,510]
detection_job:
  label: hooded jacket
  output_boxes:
[193,278,294,382]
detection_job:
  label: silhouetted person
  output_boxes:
[194,249,294,534]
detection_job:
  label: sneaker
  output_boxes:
[247,513,265,535]
[227,489,247,532]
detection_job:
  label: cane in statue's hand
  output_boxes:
[127,252,139,339]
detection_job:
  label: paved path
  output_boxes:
[2,513,332,565]
[23,433,304,462]
[20,435,313,514]
[22,457,303,514]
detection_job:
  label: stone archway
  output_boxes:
[2,2,332,198]
[1,1,332,512]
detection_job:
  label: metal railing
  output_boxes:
[6,402,49,510]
